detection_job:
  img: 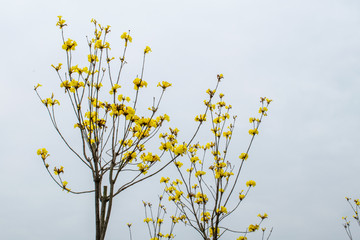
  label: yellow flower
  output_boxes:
[173,144,187,156]
[157,81,172,89]
[258,213,268,219]
[42,98,60,107]
[248,128,259,135]
[266,98,273,104]
[195,114,206,122]
[117,94,130,102]
[37,148,49,160]
[109,84,121,94]
[237,237,247,240]
[174,161,183,168]
[157,218,163,224]
[248,224,259,232]
[190,156,199,163]
[34,83,42,90]
[246,180,256,187]
[144,217,153,223]
[62,38,77,51]
[239,153,249,160]
[94,40,110,49]
[195,170,206,178]
[69,79,85,93]
[133,78,148,90]
[159,142,173,151]
[194,192,208,204]
[259,107,268,113]
[206,89,215,97]
[209,227,220,237]
[239,194,245,200]
[56,16,66,29]
[160,177,170,183]
[51,63,62,71]
[54,166,64,175]
[216,206,227,214]
[88,54,99,63]
[201,212,210,222]
[120,32,132,46]
[137,163,149,174]
[223,130,232,138]
[144,46,152,54]
[62,181,70,191]
[249,117,256,123]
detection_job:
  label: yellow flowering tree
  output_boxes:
[343,197,360,240]
[158,89,273,240]
[35,17,206,240]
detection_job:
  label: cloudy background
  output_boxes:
[1,0,360,239]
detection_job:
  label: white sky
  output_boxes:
[1,0,360,239]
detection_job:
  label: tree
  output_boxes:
[35,16,202,240]
[156,93,273,240]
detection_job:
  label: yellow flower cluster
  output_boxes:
[42,97,60,107]
[140,152,160,163]
[51,63,62,71]
[248,128,259,135]
[194,114,206,122]
[109,103,135,118]
[194,192,208,204]
[216,206,227,214]
[60,79,85,93]
[144,217,153,223]
[88,54,99,63]
[69,65,88,75]
[194,170,206,178]
[120,32,132,46]
[122,151,137,162]
[173,144,187,156]
[74,111,106,136]
[237,236,247,240]
[201,211,210,222]
[37,148,49,160]
[246,180,256,187]
[62,181,70,192]
[54,166,64,175]
[209,227,220,237]
[56,16,66,29]
[144,46,152,54]
[62,38,77,51]
[258,213,268,220]
[239,153,249,160]
[239,194,245,200]
[248,224,259,232]
[109,84,121,95]
[160,177,170,183]
[137,163,149,174]
[89,97,105,109]
[118,94,130,102]
[133,78,148,90]
[157,81,172,90]
[163,180,184,202]
[94,40,110,50]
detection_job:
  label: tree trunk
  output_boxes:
[95,179,101,240]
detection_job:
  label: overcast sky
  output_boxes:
[1,0,360,239]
